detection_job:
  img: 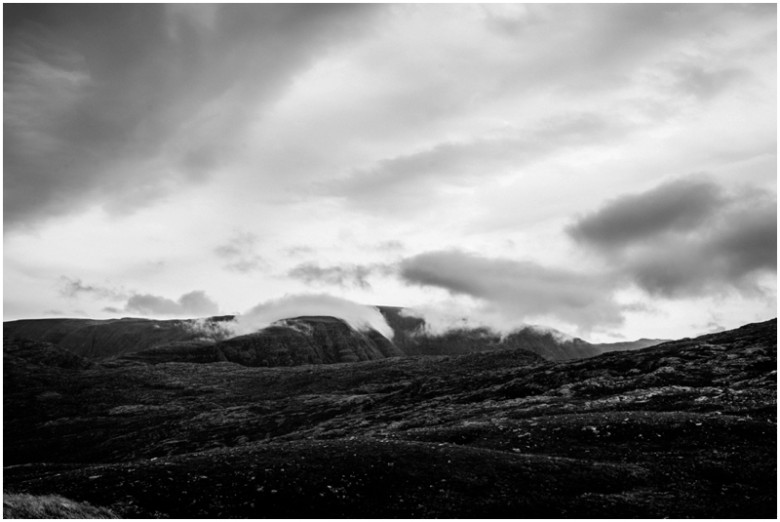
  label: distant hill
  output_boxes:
[2,317,209,358]
[592,337,668,354]
[4,315,402,367]
[377,306,665,360]
[3,309,665,367]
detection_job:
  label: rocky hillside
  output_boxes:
[3,318,775,517]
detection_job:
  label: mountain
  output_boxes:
[3,318,775,517]
[377,306,664,360]
[213,316,401,366]
[592,337,668,354]
[2,317,211,358]
[0,311,670,367]
[4,315,402,367]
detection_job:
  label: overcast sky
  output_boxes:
[4,4,776,342]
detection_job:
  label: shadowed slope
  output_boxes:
[3,318,775,517]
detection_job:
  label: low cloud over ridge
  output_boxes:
[229,294,394,339]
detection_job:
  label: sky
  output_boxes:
[3,3,777,342]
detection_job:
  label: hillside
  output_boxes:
[3,318,775,517]
[3,316,402,367]
[377,306,661,360]
[4,309,666,366]
[2,317,210,359]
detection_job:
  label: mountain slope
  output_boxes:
[4,315,401,367]
[3,318,775,517]
[377,306,661,360]
[215,316,401,366]
[2,317,209,358]
[592,337,667,354]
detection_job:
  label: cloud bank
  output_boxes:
[567,178,724,250]
[399,250,624,332]
[569,178,777,297]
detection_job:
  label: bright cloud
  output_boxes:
[230,294,394,340]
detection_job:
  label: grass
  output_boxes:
[3,492,117,519]
[3,318,776,518]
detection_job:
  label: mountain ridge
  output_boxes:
[1,309,681,367]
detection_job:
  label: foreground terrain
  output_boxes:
[3,318,776,518]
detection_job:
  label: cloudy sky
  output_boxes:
[4,4,777,342]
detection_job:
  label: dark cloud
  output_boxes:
[288,262,394,289]
[58,277,128,301]
[214,232,266,273]
[399,250,624,329]
[123,290,219,317]
[568,178,724,250]
[624,202,776,297]
[569,179,777,297]
[4,4,379,229]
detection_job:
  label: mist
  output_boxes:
[399,299,575,341]
[228,294,394,340]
